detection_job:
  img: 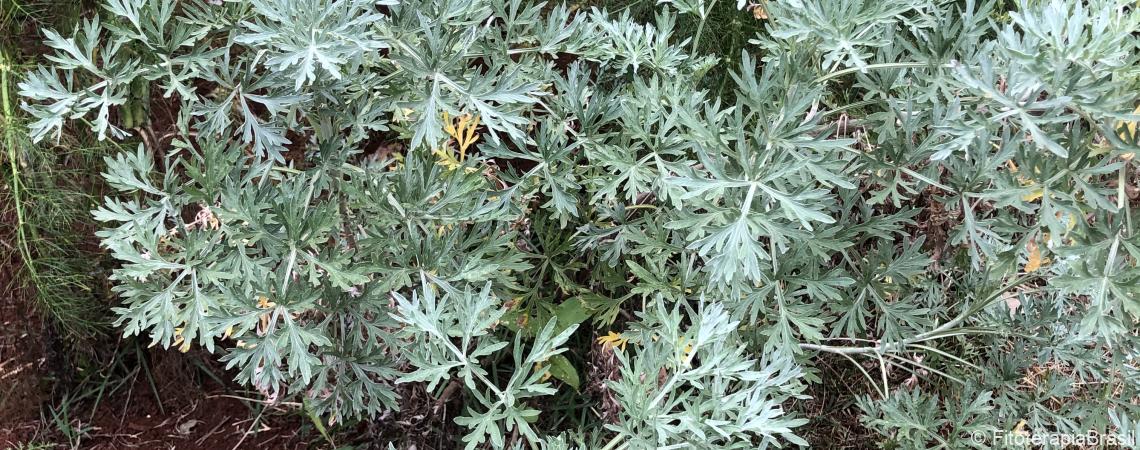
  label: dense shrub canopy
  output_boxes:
[20,0,1140,447]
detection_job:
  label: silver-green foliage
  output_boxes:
[20,0,1140,447]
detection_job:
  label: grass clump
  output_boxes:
[1,0,111,341]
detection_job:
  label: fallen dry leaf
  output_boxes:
[1003,291,1021,318]
[753,5,768,20]
[176,419,203,435]
[1024,238,1049,273]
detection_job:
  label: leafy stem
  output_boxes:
[690,0,719,55]
[799,274,1036,355]
[814,61,952,84]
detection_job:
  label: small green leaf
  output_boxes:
[553,298,590,334]
[546,355,580,391]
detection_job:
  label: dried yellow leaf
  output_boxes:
[1009,160,1043,199]
[597,331,628,351]
[432,147,463,172]
[535,361,552,382]
[172,327,191,352]
[677,336,694,363]
[1013,419,1029,436]
[1115,104,1140,160]
[440,111,482,164]
[256,295,276,309]
[1118,104,1140,139]
[1024,239,1049,272]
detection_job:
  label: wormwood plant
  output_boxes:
[19,0,1140,447]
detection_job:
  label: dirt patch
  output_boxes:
[0,290,51,446]
[74,345,318,449]
[1,342,317,449]
[79,381,311,450]
[790,354,880,449]
[0,185,50,445]
[345,378,461,450]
